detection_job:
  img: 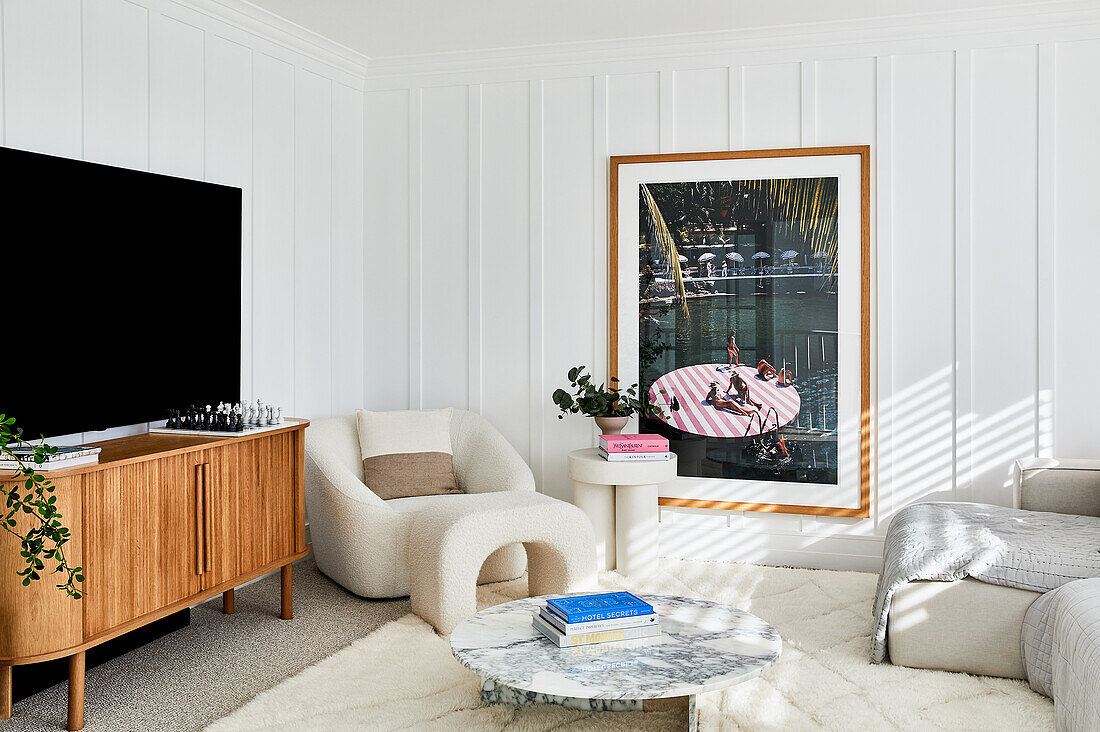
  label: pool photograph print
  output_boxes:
[611,147,870,517]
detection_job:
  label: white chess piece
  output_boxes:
[275,406,283,424]
[267,406,277,425]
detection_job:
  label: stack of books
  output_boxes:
[0,445,101,472]
[532,591,659,647]
[598,434,670,462]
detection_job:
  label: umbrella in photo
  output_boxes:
[678,255,688,262]
[698,252,716,261]
[781,250,799,261]
[726,252,744,263]
[813,251,827,259]
[752,252,770,260]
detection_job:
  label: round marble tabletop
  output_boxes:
[450,593,781,703]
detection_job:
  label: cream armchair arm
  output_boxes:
[451,411,536,495]
[305,425,407,598]
[1013,458,1100,517]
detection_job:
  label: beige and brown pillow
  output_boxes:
[355,408,461,500]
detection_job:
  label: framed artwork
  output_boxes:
[610,146,870,517]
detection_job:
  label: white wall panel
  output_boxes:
[608,72,659,155]
[481,81,532,458]
[968,45,1038,505]
[542,76,595,500]
[1052,39,1100,458]
[83,0,149,169]
[363,89,412,410]
[205,36,254,399]
[294,70,334,419]
[815,58,876,146]
[672,67,728,151]
[251,54,297,409]
[2,0,83,157]
[889,52,956,509]
[742,62,801,148]
[3,0,364,444]
[151,15,204,179]
[419,85,470,410]
[332,83,366,416]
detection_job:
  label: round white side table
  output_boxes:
[567,448,678,577]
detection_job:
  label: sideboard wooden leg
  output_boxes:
[223,588,235,615]
[280,564,293,620]
[1,664,12,719]
[67,651,85,731]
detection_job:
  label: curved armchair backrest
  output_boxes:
[308,409,530,496]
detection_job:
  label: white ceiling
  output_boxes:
[244,0,1063,58]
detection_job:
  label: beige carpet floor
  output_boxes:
[5,556,410,732]
[208,559,1055,731]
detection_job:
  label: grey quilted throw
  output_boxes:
[871,501,1100,663]
[1022,578,1100,730]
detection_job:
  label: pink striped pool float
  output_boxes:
[648,364,801,438]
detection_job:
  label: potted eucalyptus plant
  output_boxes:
[552,366,666,435]
[0,414,83,598]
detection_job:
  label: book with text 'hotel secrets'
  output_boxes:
[545,592,653,624]
[539,607,658,635]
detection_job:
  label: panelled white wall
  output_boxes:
[362,8,1100,569]
[0,0,365,444]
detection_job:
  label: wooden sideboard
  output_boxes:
[0,418,310,730]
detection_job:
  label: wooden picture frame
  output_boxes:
[610,146,870,517]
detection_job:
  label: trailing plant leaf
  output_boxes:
[0,415,83,599]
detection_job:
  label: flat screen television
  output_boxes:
[0,146,243,438]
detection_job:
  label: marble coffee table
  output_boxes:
[450,593,781,730]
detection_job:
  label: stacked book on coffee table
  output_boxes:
[598,433,670,462]
[532,591,659,647]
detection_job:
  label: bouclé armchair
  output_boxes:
[304,410,533,598]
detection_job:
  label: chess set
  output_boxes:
[149,400,287,437]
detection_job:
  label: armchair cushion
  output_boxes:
[356,408,460,499]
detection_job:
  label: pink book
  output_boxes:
[599,434,669,452]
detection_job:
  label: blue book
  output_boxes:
[544,592,653,624]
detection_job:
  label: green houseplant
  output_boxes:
[0,414,83,599]
[552,366,666,435]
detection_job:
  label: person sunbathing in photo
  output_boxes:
[728,371,762,409]
[757,359,777,380]
[705,382,753,416]
[777,367,794,387]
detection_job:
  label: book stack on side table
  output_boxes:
[598,434,670,462]
[533,591,658,647]
[0,445,101,472]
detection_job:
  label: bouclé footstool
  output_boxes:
[409,491,597,633]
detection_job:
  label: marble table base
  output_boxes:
[480,679,699,730]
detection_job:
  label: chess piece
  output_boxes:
[275,406,283,424]
[254,400,265,426]
[166,410,179,429]
[267,406,276,426]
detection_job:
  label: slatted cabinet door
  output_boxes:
[82,454,202,639]
[235,432,296,577]
[0,474,84,661]
[200,446,241,590]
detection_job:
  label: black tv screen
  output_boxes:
[0,146,242,438]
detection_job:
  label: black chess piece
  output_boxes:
[165,410,178,429]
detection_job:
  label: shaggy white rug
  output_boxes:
[207,559,1055,731]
